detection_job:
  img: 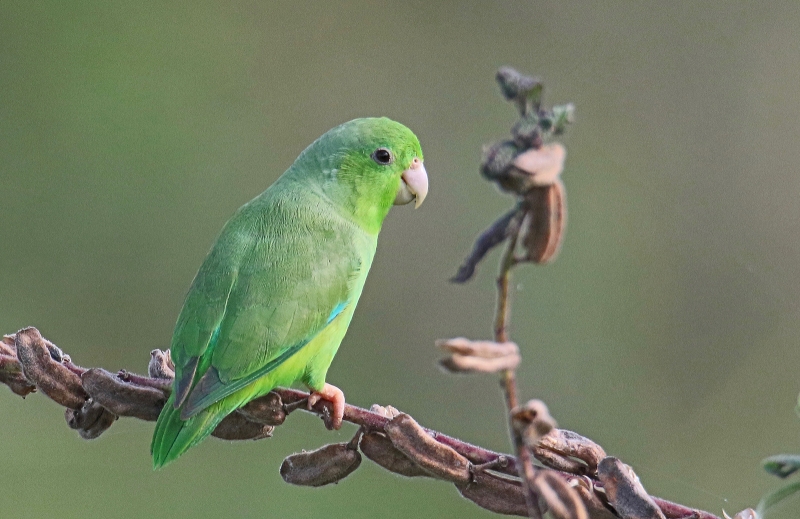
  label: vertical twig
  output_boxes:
[496,214,521,413]
[494,219,518,346]
[494,218,543,519]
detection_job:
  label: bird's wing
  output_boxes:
[170,200,362,419]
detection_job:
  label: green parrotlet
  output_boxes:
[151,117,428,468]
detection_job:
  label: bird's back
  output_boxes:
[152,176,376,468]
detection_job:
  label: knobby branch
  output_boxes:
[0,68,730,519]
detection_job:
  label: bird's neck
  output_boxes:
[285,174,392,237]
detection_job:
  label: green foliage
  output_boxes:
[759,394,800,517]
[763,455,800,479]
[758,482,800,518]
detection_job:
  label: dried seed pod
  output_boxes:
[598,457,666,519]
[65,399,117,439]
[66,398,108,430]
[14,327,87,409]
[79,412,117,439]
[369,403,401,419]
[457,470,529,517]
[436,338,519,358]
[360,432,429,478]
[511,399,557,449]
[534,471,588,519]
[532,447,589,476]
[0,373,37,397]
[42,339,67,363]
[512,143,567,187]
[0,353,36,397]
[280,443,362,487]
[1,335,15,355]
[384,413,471,484]
[536,429,606,476]
[237,391,286,426]
[570,476,619,519]
[439,352,521,374]
[62,360,86,378]
[81,368,167,421]
[148,349,175,380]
[519,180,566,264]
[211,412,273,441]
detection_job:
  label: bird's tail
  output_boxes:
[151,393,228,469]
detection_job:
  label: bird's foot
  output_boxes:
[307,383,345,430]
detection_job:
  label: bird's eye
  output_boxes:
[371,148,393,165]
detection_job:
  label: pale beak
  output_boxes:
[394,157,428,209]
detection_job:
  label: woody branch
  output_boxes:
[1,326,717,519]
[0,68,732,519]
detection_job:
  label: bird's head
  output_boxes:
[293,117,428,234]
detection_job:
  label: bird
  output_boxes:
[151,117,428,468]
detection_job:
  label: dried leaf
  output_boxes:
[481,140,520,186]
[496,66,543,115]
[384,413,471,483]
[451,208,520,284]
[82,368,167,421]
[14,327,87,408]
[280,443,362,487]
[65,399,117,439]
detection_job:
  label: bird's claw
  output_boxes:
[307,383,345,430]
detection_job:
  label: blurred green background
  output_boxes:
[2,1,799,517]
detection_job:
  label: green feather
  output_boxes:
[151,117,423,468]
